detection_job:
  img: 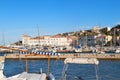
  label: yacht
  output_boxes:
[92,48,105,54]
[74,48,82,53]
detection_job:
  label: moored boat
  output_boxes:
[0,56,55,80]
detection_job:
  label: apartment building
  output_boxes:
[78,35,97,47]
[78,34,112,47]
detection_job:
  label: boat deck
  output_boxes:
[7,72,46,80]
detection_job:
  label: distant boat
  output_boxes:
[92,48,105,54]
[74,48,82,53]
[114,49,120,53]
[96,49,105,54]
[74,45,82,53]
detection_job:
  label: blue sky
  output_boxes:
[0,0,120,45]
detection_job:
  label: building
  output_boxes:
[92,26,101,33]
[22,34,31,46]
[22,34,76,47]
[96,34,112,46]
[117,36,120,46]
[78,34,112,47]
[106,27,111,31]
[78,35,97,47]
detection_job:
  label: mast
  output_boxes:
[2,32,5,46]
[76,32,79,48]
[86,33,88,48]
[37,25,40,49]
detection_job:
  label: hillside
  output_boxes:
[57,25,120,38]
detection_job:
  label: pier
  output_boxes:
[3,53,120,60]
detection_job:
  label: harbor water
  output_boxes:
[1,53,120,80]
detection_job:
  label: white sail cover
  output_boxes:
[64,58,99,65]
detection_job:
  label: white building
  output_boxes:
[22,34,74,47]
[106,27,111,31]
[92,26,101,33]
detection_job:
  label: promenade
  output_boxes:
[3,53,120,60]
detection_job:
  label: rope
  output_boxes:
[60,64,68,80]
[95,64,99,80]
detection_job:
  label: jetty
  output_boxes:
[3,53,120,60]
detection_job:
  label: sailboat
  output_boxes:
[60,58,99,80]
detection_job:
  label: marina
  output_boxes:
[0,46,120,80]
[0,0,120,80]
[0,51,120,80]
[0,46,120,60]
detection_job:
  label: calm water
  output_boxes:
[1,53,120,80]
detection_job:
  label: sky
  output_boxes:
[0,0,120,45]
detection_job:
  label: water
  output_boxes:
[4,60,120,80]
[4,59,64,79]
[1,53,120,80]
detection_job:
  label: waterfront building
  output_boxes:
[78,34,112,47]
[22,34,76,47]
[78,35,97,47]
[96,34,110,46]
[22,34,31,46]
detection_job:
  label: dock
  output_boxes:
[3,53,120,60]
[1,46,120,60]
